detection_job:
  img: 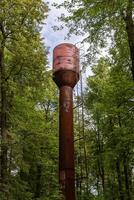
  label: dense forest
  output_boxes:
[0,0,134,200]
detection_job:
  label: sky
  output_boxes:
[42,0,86,70]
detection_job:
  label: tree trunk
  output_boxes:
[96,127,105,196]
[0,41,8,198]
[80,75,89,194]
[34,165,42,198]
[97,156,105,196]
[123,157,131,200]
[123,0,134,80]
[116,160,124,200]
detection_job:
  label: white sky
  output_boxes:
[42,0,87,70]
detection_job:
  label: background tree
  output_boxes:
[0,1,60,199]
[56,0,134,79]
[74,56,134,200]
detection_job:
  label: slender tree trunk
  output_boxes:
[96,175,100,197]
[116,160,124,200]
[78,141,82,200]
[111,183,116,200]
[34,165,42,198]
[0,41,8,198]
[96,127,105,196]
[123,157,131,200]
[76,173,79,199]
[97,156,105,196]
[80,75,89,193]
[123,0,134,80]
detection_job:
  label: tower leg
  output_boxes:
[59,86,75,200]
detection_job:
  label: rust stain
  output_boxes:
[53,43,80,74]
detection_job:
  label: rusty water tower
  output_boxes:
[53,43,80,200]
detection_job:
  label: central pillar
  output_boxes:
[59,85,74,200]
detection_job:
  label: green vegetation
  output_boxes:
[0,0,134,200]
[0,1,59,199]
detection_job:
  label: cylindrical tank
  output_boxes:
[53,43,80,88]
[53,43,80,75]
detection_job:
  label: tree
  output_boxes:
[83,57,134,199]
[9,72,60,200]
[56,0,134,79]
[0,0,50,199]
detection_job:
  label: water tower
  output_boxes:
[53,43,80,200]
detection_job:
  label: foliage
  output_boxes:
[0,1,60,199]
[0,0,134,200]
[56,0,134,78]
[74,57,134,199]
